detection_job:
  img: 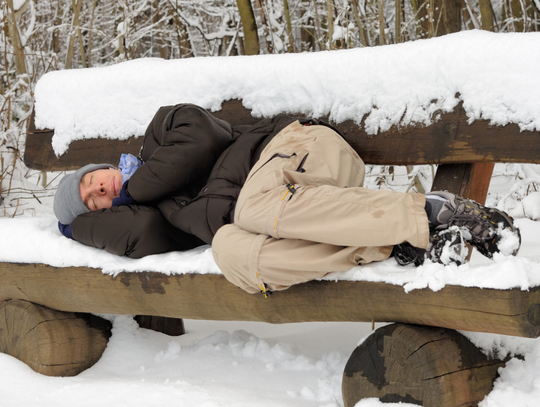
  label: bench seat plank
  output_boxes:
[1,262,539,338]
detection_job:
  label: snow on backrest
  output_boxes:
[34,30,540,156]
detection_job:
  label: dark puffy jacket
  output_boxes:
[72,104,297,258]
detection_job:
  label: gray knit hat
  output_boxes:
[54,163,114,225]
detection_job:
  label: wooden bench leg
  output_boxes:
[0,299,111,376]
[432,163,495,205]
[342,323,505,407]
[134,315,185,336]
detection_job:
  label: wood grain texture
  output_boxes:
[2,263,540,338]
[432,163,496,204]
[25,100,540,171]
[0,299,111,376]
[342,323,505,407]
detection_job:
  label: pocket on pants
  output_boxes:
[235,150,310,228]
[244,150,310,195]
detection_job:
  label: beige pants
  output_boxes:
[212,121,429,294]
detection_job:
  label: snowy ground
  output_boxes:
[0,317,375,407]
[2,30,540,406]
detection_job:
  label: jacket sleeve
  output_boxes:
[126,104,234,204]
[71,205,204,259]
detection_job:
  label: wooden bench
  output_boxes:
[2,99,540,406]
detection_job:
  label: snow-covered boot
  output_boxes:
[393,227,467,267]
[427,227,468,266]
[425,191,521,259]
[392,242,426,266]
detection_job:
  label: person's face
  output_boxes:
[79,168,122,211]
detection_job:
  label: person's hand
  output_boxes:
[58,222,73,239]
[112,181,137,207]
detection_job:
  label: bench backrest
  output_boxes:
[24,99,540,204]
[25,99,540,171]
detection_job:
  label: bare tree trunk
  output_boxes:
[395,0,402,43]
[86,0,99,67]
[236,0,260,55]
[65,0,79,68]
[377,0,386,45]
[478,0,495,30]
[310,0,322,50]
[254,0,273,53]
[300,0,317,52]
[72,0,87,68]
[327,0,334,49]
[416,0,463,38]
[309,0,323,50]
[5,0,28,76]
[424,0,435,37]
[351,0,369,46]
[283,0,295,52]
[438,0,465,34]
[509,0,526,31]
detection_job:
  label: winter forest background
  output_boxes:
[1,0,540,216]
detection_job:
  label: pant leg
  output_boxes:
[212,223,392,294]
[234,121,430,249]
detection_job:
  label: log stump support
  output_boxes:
[0,300,186,377]
[0,299,111,376]
[342,323,506,407]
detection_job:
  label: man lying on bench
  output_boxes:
[52,104,521,295]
